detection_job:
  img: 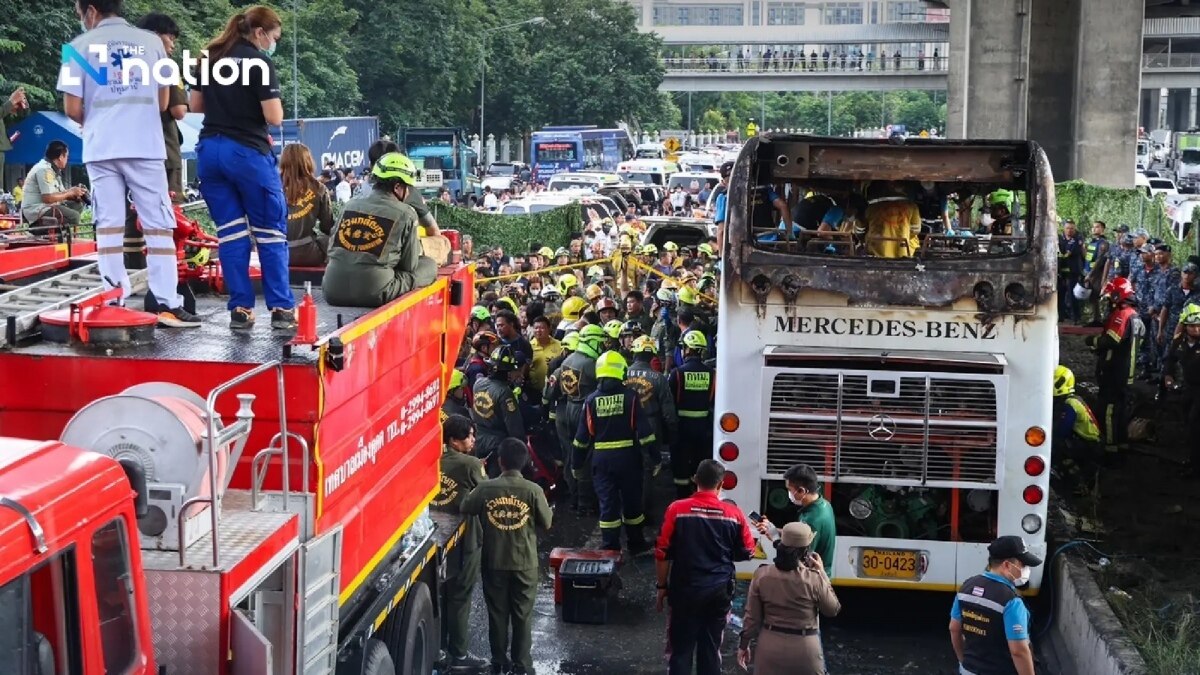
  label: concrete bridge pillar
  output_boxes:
[946,0,1143,186]
[1166,88,1195,130]
[1141,89,1163,131]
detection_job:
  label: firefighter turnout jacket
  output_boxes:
[572,380,660,469]
[1096,305,1141,388]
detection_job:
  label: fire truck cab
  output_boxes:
[0,246,475,675]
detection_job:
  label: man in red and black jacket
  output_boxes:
[655,459,756,675]
[1092,276,1143,457]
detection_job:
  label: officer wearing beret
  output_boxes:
[949,536,1042,675]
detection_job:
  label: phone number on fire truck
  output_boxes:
[324,378,440,496]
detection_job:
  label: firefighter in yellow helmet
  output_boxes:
[667,330,714,497]
[625,335,677,520]
[557,296,590,337]
[443,368,471,420]
[572,350,659,554]
[1051,365,1101,491]
[585,283,605,305]
[559,273,581,298]
[550,324,605,513]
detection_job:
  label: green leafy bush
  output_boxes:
[429,202,583,253]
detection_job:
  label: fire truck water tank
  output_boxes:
[59,382,230,549]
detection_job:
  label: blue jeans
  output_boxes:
[196,134,294,311]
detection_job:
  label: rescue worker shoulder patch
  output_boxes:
[334,210,394,257]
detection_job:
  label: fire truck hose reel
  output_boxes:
[60,383,231,544]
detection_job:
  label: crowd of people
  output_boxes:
[1056,219,1200,479]
[663,45,944,72]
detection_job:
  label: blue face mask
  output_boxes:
[262,38,277,57]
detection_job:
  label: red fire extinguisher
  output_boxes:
[290,281,318,345]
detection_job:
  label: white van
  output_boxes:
[617,159,678,186]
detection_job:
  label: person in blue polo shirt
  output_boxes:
[949,535,1042,675]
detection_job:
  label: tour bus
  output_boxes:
[715,134,1057,592]
[530,126,635,178]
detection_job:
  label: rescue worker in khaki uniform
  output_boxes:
[667,331,715,497]
[471,346,527,472]
[21,142,86,226]
[552,324,603,513]
[949,536,1042,675]
[573,351,659,554]
[1051,366,1102,490]
[323,153,437,307]
[432,415,490,671]
[625,335,677,520]
[461,439,553,675]
[738,522,841,675]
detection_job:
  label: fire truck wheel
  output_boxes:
[392,582,437,675]
[362,638,395,675]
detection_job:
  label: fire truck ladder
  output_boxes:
[0,262,149,345]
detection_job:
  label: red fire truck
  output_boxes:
[0,247,474,674]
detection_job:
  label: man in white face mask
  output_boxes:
[949,535,1043,675]
[754,463,836,577]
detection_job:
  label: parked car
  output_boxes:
[1149,178,1179,197]
[639,216,715,250]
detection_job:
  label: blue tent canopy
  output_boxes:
[6,111,200,165]
[6,112,83,165]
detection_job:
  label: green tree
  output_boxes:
[698,109,727,132]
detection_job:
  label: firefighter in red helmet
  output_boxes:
[1089,276,1143,458]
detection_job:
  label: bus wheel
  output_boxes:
[362,638,396,675]
[395,582,437,675]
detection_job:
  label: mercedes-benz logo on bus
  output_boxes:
[867,413,896,441]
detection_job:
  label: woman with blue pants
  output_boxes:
[190,5,294,329]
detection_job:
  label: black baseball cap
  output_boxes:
[1155,244,1172,253]
[720,161,734,178]
[988,535,1042,566]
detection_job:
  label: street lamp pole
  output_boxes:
[479,17,546,147]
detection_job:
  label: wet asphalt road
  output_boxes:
[460,479,967,675]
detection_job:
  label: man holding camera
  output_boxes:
[21,140,87,227]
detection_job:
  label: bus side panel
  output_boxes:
[316,282,448,604]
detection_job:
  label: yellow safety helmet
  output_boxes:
[562,331,580,352]
[185,245,211,268]
[1181,303,1200,326]
[630,335,658,354]
[496,296,519,315]
[538,246,555,259]
[449,369,466,391]
[558,273,580,295]
[587,265,605,280]
[595,351,629,380]
[585,283,604,302]
[641,243,658,256]
[681,330,708,351]
[663,241,679,252]
[1052,365,1074,397]
[372,152,418,186]
[603,319,623,339]
[562,296,589,321]
[697,243,715,257]
[677,286,699,305]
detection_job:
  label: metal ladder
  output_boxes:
[0,262,148,345]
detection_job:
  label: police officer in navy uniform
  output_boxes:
[471,346,527,473]
[668,330,715,498]
[573,351,659,554]
[431,415,490,671]
[949,536,1042,675]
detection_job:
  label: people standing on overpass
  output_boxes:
[894,50,902,70]
[461,439,553,675]
[190,5,297,329]
[737,522,840,675]
[655,459,755,675]
[949,536,1042,675]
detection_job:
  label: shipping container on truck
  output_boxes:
[272,117,382,175]
[0,254,475,675]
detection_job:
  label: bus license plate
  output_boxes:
[860,549,919,579]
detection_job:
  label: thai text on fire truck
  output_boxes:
[325,378,440,496]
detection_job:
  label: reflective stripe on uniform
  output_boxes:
[623,514,646,526]
[955,592,1006,614]
[595,439,635,450]
[678,410,709,418]
[600,519,622,529]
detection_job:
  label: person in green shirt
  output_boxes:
[461,439,553,675]
[757,463,836,577]
[431,415,489,671]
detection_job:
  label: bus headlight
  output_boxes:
[1021,514,1043,534]
[849,497,873,520]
